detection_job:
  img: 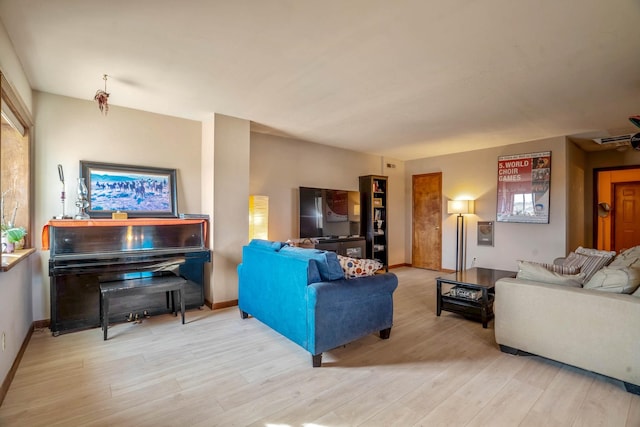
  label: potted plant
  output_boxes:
[2,225,26,253]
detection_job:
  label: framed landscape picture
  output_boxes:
[80,161,178,218]
[496,151,551,224]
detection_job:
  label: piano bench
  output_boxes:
[100,275,187,340]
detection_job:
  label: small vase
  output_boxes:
[1,234,17,253]
[2,237,14,253]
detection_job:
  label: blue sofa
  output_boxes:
[238,239,398,367]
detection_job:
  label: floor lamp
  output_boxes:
[249,195,269,240]
[447,200,474,272]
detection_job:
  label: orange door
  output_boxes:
[613,182,640,252]
[412,173,442,270]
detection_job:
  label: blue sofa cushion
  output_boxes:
[249,239,286,251]
[278,246,344,281]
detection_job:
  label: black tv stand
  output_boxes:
[305,237,366,258]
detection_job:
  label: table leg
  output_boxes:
[481,288,488,328]
[436,280,442,316]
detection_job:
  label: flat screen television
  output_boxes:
[299,187,361,238]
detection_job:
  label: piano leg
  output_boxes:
[169,290,176,315]
[102,293,109,341]
[180,287,185,324]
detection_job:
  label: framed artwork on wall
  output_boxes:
[80,161,178,218]
[477,221,494,246]
[496,151,551,224]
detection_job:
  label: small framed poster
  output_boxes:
[477,221,494,246]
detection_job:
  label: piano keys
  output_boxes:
[46,219,211,335]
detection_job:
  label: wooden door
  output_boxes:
[412,173,442,270]
[613,182,640,252]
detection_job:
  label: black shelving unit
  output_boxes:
[359,175,388,270]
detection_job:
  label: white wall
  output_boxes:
[0,20,33,396]
[206,114,250,304]
[0,20,32,114]
[0,255,33,396]
[249,132,406,267]
[567,141,587,251]
[33,91,202,320]
[383,156,406,267]
[405,137,569,271]
[201,118,215,303]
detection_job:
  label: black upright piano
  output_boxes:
[47,219,211,335]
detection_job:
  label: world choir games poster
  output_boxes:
[496,151,551,224]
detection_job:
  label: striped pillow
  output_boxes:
[540,262,581,275]
[516,261,584,287]
[574,246,616,258]
[562,252,588,270]
[562,251,614,283]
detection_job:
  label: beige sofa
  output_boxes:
[494,246,640,395]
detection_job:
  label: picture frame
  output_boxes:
[496,151,551,224]
[79,161,178,218]
[477,221,494,246]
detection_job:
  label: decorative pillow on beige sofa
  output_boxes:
[609,246,640,268]
[516,261,584,287]
[562,249,615,283]
[538,262,581,275]
[521,260,581,275]
[584,265,640,294]
[574,246,617,258]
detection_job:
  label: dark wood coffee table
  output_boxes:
[436,267,516,328]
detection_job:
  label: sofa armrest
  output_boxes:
[306,272,398,354]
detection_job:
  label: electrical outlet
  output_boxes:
[472,257,477,267]
[2,332,5,352]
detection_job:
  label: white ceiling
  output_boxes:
[1,0,640,160]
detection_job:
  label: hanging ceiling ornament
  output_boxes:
[94,74,110,115]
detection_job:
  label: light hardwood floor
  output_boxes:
[1,267,638,426]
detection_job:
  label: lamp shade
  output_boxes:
[249,195,269,240]
[447,200,474,215]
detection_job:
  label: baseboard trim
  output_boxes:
[0,322,34,406]
[33,319,50,330]
[388,263,450,271]
[388,263,411,269]
[212,299,238,310]
[204,299,239,310]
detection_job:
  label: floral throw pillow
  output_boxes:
[337,255,384,279]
